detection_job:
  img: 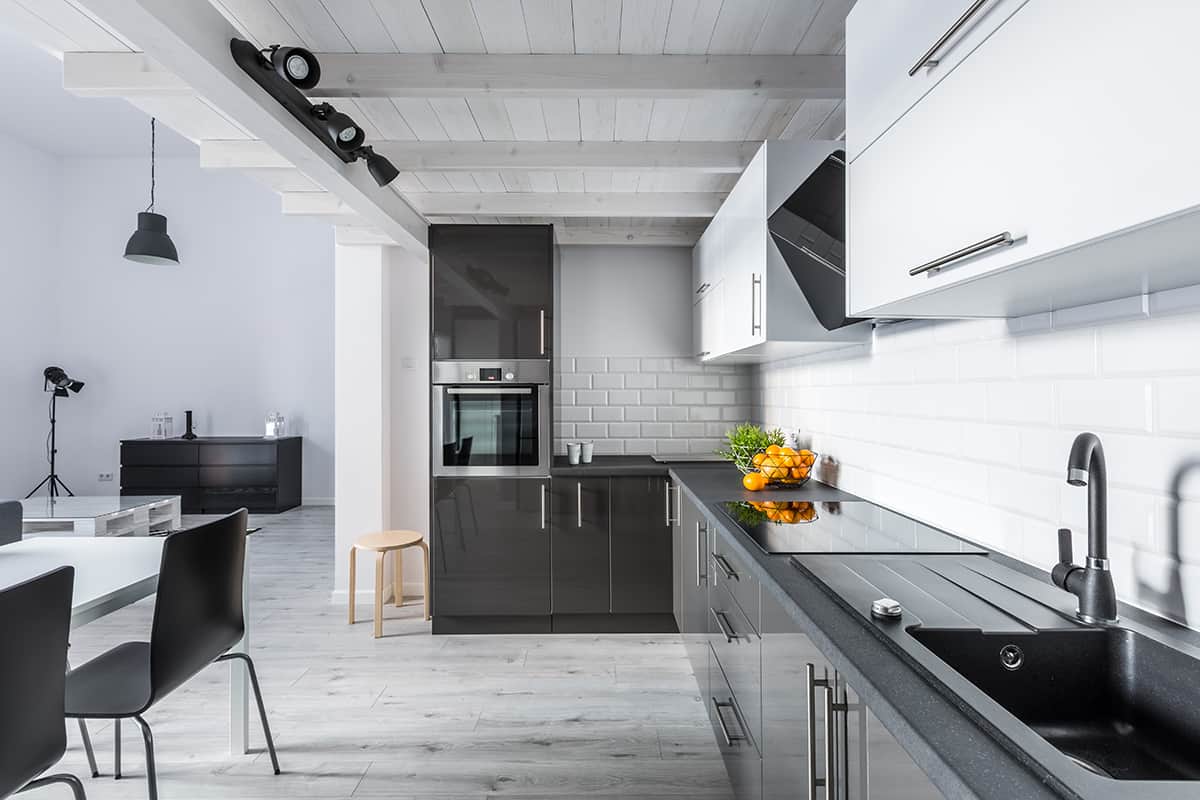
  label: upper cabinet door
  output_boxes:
[845,0,1028,162]
[430,225,553,360]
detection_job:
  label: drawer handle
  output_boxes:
[711,607,737,643]
[713,553,738,582]
[711,697,746,747]
[750,273,762,335]
[908,231,1014,277]
[577,481,583,528]
[695,282,710,295]
[908,0,990,76]
[806,663,831,800]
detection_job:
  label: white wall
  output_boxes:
[0,132,59,497]
[754,289,1200,628]
[0,147,336,501]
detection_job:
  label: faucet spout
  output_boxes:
[1056,432,1118,624]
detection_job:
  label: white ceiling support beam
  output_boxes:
[335,226,395,246]
[283,191,721,219]
[555,226,703,246]
[63,52,189,96]
[312,54,843,99]
[65,0,426,253]
[202,139,758,173]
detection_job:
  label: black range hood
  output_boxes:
[767,150,865,331]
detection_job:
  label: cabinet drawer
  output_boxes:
[198,443,276,465]
[121,466,198,488]
[707,648,762,800]
[198,465,277,488]
[846,0,1027,161]
[709,583,761,749]
[121,442,198,466]
[711,535,760,633]
[202,487,277,513]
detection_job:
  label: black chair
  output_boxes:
[64,510,280,800]
[0,567,87,800]
[0,500,21,546]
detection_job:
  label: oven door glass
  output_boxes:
[439,386,541,469]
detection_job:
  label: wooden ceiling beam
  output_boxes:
[282,191,722,219]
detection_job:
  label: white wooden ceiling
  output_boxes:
[2,0,852,245]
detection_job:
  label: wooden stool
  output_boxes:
[348,531,430,637]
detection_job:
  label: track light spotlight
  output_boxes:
[269,45,320,90]
[312,103,364,152]
[359,145,400,187]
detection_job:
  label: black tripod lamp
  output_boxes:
[26,366,85,500]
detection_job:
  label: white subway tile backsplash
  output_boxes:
[575,422,608,438]
[1056,378,1150,433]
[987,381,1054,425]
[608,357,640,372]
[657,406,689,422]
[640,358,673,372]
[574,357,608,372]
[1158,376,1200,436]
[689,406,721,421]
[640,389,673,405]
[672,390,705,405]
[641,422,672,437]
[626,373,658,388]
[657,373,691,388]
[625,406,656,422]
[673,422,707,438]
[705,390,736,404]
[593,407,624,422]
[557,407,592,422]
[558,373,592,389]
[607,389,640,405]
[607,422,641,437]
[1101,313,1200,375]
[592,373,625,389]
[574,390,608,405]
[688,374,721,389]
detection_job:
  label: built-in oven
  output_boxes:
[432,360,551,477]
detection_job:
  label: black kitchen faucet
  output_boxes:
[1051,432,1119,624]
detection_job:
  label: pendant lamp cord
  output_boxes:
[146,117,156,213]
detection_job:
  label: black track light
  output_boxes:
[360,145,400,187]
[270,45,320,90]
[312,102,364,152]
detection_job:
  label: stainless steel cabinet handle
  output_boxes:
[695,282,710,295]
[696,351,710,359]
[712,553,738,582]
[908,0,990,76]
[664,481,677,525]
[540,483,547,530]
[806,664,831,800]
[446,386,533,395]
[539,308,546,355]
[909,231,1014,276]
[695,521,709,587]
[750,273,762,335]
[711,697,746,747]
[576,481,583,528]
[711,608,736,643]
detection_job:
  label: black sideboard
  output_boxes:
[120,436,302,514]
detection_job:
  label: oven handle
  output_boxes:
[445,387,534,395]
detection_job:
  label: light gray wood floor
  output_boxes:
[53,506,732,800]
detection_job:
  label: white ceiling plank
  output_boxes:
[663,0,722,54]
[293,53,846,98]
[470,171,506,192]
[500,171,532,191]
[619,0,671,54]
[521,0,573,53]
[555,170,584,192]
[63,52,190,97]
[404,191,723,217]
[126,95,253,141]
[465,97,516,140]
[70,0,426,250]
[422,0,486,52]
[679,95,765,141]
[201,139,757,171]
[813,99,845,140]
[338,99,383,138]
[415,171,454,191]
[744,97,803,139]
[390,171,427,192]
[614,97,653,142]
[392,97,450,140]
[444,172,481,191]
[369,0,442,51]
[779,97,841,139]
[578,97,615,141]
[210,0,299,50]
[646,98,690,141]
[707,0,772,54]
[751,0,821,54]
[556,225,702,245]
[612,171,639,192]
[794,0,852,55]
[243,167,323,192]
[429,97,483,139]
[528,171,557,192]
[582,171,612,192]
[11,0,132,50]
[504,98,549,140]
[571,0,620,53]
[351,96,417,139]
[471,0,529,53]
[270,0,353,51]
[320,0,396,52]
[540,97,580,141]
[0,0,83,54]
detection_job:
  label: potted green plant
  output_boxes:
[715,422,785,475]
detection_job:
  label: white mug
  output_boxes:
[580,441,594,463]
[567,441,582,465]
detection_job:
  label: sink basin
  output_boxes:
[910,627,1200,781]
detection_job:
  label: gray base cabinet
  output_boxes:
[551,477,611,613]
[611,476,673,613]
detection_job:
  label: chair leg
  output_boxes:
[217,652,281,775]
[419,540,431,621]
[114,718,122,779]
[77,718,100,778]
[131,715,157,800]
[394,549,404,607]
[18,773,87,800]
[348,546,357,625]
[374,551,385,638]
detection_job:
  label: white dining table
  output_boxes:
[0,535,253,755]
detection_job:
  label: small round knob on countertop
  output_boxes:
[871,598,902,619]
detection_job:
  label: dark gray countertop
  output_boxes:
[669,463,1200,800]
[551,455,734,477]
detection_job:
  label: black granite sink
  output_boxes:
[911,627,1200,781]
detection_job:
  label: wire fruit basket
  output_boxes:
[750,448,818,488]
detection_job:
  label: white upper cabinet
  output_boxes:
[847,1,1200,318]
[845,0,1027,162]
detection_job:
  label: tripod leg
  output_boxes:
[25,474,53,499]
[53,475,75,497]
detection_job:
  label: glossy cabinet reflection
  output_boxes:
[610,476,673,614]
[551,477,610,613]
[430,225,553,360]
[679,491,710,679]
[432,477,550,617]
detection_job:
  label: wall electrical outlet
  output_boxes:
[97,472,114,482]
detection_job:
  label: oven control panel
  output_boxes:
[433,360,551,386]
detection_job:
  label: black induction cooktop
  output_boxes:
[719,499,985,555]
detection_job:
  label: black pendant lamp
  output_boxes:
[124,118,179,265]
